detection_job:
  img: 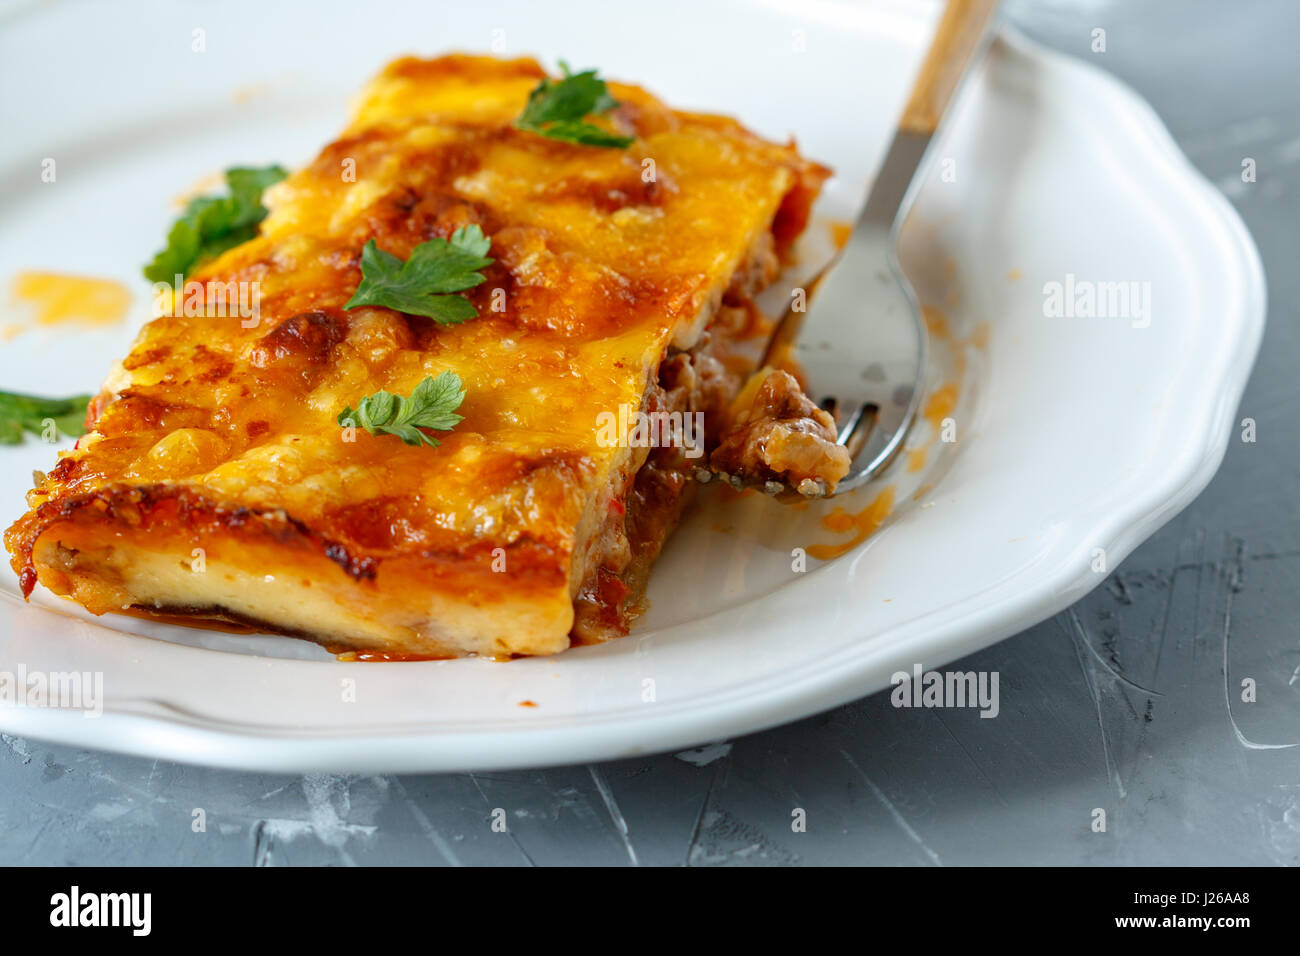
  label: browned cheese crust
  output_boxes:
[5,55,829,658]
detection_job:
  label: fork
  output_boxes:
[711,0,999,498]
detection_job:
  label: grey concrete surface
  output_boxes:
[1,0,1297,865]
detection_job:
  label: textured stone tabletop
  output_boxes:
[2,0,1296,866]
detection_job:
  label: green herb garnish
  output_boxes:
[143,165,287,282]
[0,390,91,444]
[344,225,494,323]
[338,371,466,448]
[513,62,633,149]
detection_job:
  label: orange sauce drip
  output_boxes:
[829,220,853,250]
[907,447,928,473]
[11,271,131,327]
[807,486,895,560]
[921,304,950,341]
[923,382,959,430]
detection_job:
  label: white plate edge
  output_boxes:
[0,28,1268,773]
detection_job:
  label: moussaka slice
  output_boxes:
[5,54,829,658]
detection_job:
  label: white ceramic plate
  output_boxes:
[0,0,1264,772]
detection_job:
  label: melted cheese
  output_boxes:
[6,54,827,657]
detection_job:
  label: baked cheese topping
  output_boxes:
[5,54,828,658]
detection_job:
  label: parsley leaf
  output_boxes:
[344,225,494,323]
[337,371,467,448]
[514,62,634,149]
[0,390,92,444]
[143,165,287,282]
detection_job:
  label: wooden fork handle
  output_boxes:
[899,0,1000,135]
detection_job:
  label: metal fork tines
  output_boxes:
[822,396,877,463]
[707,0,998,499]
